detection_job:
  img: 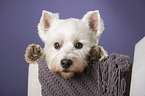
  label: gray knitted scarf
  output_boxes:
[37,53,131,96]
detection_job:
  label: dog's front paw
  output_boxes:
[90,46,108,62]
[98,46,108,61]
[25,44,45,63]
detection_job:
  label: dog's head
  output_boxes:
[38,10,104,79]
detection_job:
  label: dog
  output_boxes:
[25,10,108,79]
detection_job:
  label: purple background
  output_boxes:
[0,0,145,96]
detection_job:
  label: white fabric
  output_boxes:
[130,37,145,96]
[28,63,41,96]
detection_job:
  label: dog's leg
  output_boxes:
[25,44,45,63]
[90,46,108,62]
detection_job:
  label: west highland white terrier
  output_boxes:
[25,10,108,79]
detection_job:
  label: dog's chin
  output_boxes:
[61,72,74,79]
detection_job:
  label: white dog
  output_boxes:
[25,10,108,79]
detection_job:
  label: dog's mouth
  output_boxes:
[62,70,72,73]
[61,70,74,79]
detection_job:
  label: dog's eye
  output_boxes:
[75,42,83,49]
[54,43,60,49]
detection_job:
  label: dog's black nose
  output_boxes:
[61,59,73,69]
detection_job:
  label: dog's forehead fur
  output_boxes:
[45,18,96,45]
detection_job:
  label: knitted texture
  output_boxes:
[37,54,131,96]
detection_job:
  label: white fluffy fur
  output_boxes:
[38,10,105,79]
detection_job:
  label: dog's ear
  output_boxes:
[38,10,59,42]
[82,10,104,39]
